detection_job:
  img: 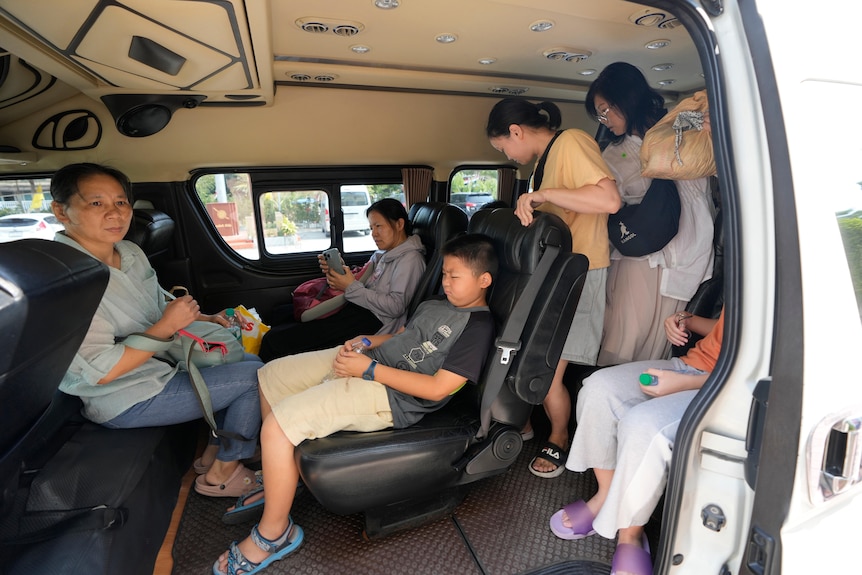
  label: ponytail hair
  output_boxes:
[486,98,562,138]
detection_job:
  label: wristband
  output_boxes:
[362,359,378,381]
[675,312,693,324]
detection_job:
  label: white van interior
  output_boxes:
[0,1,861,574]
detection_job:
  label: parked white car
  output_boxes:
[0,213,63,242]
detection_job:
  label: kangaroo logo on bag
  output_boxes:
[616,221,637,246]
[607,177,681,257]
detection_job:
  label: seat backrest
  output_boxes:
[0,239,109,514]
[469,208,589,420]
[124,204,175,260]
[405,202,468,318]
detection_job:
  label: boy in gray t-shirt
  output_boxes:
[213,234,497,575]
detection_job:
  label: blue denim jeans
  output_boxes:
[103,355,263,461]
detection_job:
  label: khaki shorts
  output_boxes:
[258,346,393,446]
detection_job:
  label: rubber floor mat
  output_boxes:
[171,443,620,574]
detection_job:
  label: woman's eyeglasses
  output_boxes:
[595,105,611,125]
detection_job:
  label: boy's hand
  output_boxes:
[331,347,372,378]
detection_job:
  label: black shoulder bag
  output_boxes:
[607,177,681,257]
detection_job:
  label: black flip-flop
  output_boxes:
[529,441,567,478]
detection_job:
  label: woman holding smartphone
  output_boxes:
[258,198,426,362]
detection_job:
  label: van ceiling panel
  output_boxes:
[0,0,268,102]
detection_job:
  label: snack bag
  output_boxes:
[235,305,271,355]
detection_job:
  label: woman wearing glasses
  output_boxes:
[486,98,621,478]
[586,62,715,367]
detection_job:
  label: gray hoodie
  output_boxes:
[344,233,426,334]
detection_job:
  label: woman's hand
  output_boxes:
[317,253,330,274]
[640,368,708,397]
[160,295,200,334]
[326,265,356,291]
[204,310,249,329]
[664,312,691,347]
[514,191,546,227]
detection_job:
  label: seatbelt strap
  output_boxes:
[475,241,560,440]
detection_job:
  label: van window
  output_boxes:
[194,174,405,259]
[450,168,499,219]
[194,173,260,259]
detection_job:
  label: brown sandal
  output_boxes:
[194,463,257,497]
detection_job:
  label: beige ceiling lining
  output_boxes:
[75,7,238,89]
[0,0,269,102]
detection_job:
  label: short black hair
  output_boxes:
[51,163,132,205]
[442,233,498,279]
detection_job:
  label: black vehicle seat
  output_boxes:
[0,240,109,518]
[296,209,589,536]
[405,201,468,319]
[672,208,724,356]
[124,200,175,261]
[0,240,195,575]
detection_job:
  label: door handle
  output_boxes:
[807,413,862,503]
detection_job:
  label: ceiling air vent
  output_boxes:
[290,73,312,82]
[332,25,361,37]
[542,47,592,63]
[298,21,329,34]
[489,86,529,95]
[628,9,680,30]
[314,74,337,82]
[296,17,364,36]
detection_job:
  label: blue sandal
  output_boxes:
[213,517,304,575]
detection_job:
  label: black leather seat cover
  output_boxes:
[124,208,175,258]
[0,240,109,515]
[296,209,588,519]
[405,202,468,318]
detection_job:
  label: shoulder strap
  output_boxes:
[531,130,564,191]
[120,331,249,443]
[474,241,560,440]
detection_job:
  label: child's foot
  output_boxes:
[213,519,304,575]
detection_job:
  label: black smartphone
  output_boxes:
[322,247,346,274]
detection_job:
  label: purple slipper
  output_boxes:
[611,535,652,575]
[549,500,597,540]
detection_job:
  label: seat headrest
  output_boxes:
[0,240,109,454]
[468,208,572,274]
[409,202,468,260]
[124,208,175,256]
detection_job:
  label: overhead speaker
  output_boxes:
[116,104,172,137]
[101,94,206,138]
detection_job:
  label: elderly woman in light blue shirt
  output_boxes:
[51,162,262,499]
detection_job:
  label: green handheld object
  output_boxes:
[639,373,658,386]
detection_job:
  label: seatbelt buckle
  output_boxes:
[496,338,521,364]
